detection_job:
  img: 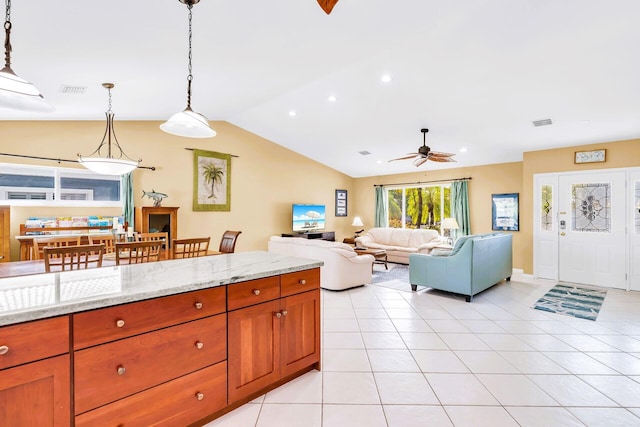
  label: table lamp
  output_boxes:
[441,217,459,246]
[352,216,365,237]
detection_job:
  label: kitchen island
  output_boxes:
[0,251,322,426]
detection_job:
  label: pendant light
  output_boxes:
[160,0,215,138]
[78,83,141,176]
[0,0,53,112]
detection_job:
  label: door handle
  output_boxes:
[560,232,566,236]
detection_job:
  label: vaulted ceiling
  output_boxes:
[2,0,639,177]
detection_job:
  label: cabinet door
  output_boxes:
[281,289,321,377]
[227,300,281,403]
[0,354,70,427]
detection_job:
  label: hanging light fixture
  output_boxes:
[160,0,215,138]
[78,83,141,175]
[0,0,53,112]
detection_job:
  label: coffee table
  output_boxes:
[354,247,388,270]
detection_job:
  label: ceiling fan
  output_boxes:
[388,129,456,167]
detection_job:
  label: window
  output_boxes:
[0,163,122,207]
[387,184,451,232]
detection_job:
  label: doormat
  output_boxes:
[533,283,607,321]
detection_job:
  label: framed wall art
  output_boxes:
[193,149,231,211]
[335,189,347,217]
[574,149,606,164]
[492,193,519,231]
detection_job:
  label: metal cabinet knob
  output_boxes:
[0,345,9,355]
[299,279,306,285]
[281,310,288,317]
[117,366,126,375]
[275,312,282,318]
[194,302,203,309]
[196,392,205,401]
[116,319,125,328]
[253,289,260,296]
[195,341,204,350]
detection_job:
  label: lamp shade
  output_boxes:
[441,217,459,230]
[160,108,216,138]
[352,216,364,227]
[0,68,54,112]
[78,158,138,176]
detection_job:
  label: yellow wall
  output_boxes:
[352,162,525,270]
[0,121,355,260]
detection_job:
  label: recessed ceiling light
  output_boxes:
[381,74,392,83]
[376,160,383,164]
[328,95,337,102]
[289,110,297,117]
[460,147,468,153]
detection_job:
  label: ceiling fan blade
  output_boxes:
[428,150,455,157]
[428,155,457,163]
[413,157,428,167]
[388,153,420,162]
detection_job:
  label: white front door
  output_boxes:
[533,175,558,280]
[630,170,640,291]
[558,171,627,289]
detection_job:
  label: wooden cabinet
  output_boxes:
[0,316,70,427]
[0,205,9,262]
[134,206,178,247]
[227,268,321,403]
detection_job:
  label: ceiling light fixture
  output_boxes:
[0,0,53,112]
[78,83,141,175]
[160,0,215,138]
[381,74,392,83]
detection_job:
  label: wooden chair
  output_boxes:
[43,244,105,272]
[33,236,82,260]
[137,232,168,259]
[171,237,211,259]
[88,234,116,254]
[219,230,242,254]
[115,240,163,265]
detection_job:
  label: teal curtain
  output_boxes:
[451,180,470,238]
[121,172,134,229]
[374,186,387,227]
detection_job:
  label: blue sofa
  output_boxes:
[409,233,513,302]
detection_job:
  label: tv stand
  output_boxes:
[281,231,335,242]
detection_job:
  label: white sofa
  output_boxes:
[355,227,443,264]
[268,236,374,291]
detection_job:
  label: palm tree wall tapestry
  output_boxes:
[193,149,231,211]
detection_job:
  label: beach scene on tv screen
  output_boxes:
[293,204,326,232]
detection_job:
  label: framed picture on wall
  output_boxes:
[193,149,231,211]
[492,193,519,231]
[335,189,347,216]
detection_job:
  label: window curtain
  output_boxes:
[121,172,134,229]
[451,180,470,237]
[374,186,387,227]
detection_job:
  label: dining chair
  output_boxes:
[88,234,116,254]
[33,236,82,260]
[115,240,163,265]
[218,230,242,254]
[171,237,211,259]
[43,243,105,272]
[137,232,169,259]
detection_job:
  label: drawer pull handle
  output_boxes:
[195,341,204,350]
[117,366,126,375]
[275,312,282,318]
[0,345,8,355]
[299,279,306,285]
[116,319,125,328]
[253,289,261,296]
[194,302,203,310]
[196,392,205,401]
[281,310,288,317]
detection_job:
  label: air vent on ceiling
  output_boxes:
[358,150,372,156]
[59,85,87,95]
[533,118,553,127]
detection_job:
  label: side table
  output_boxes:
[354,247,388,271]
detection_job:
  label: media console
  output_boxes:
[281,231,335,242]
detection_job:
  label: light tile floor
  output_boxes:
[206,269,640,427]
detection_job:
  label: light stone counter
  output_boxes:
[0,251,322,326]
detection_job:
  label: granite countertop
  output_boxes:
[0,251,322,327]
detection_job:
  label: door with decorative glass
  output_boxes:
[558,172,626,289]
[533,175,558,280]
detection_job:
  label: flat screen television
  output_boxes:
[292,204,326,232]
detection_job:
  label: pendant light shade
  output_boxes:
[161,0,215,138]
[78,83,141,176]
[0,1,53,112]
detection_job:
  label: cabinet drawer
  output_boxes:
[0,316,69,370]
[281,268,320,297]
[227,276,280,311]
[74,313,226,414]
[75,361,227,427]
[73,286,225,349]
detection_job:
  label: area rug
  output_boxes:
[371,264,411,291]
[533,283,607,321]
